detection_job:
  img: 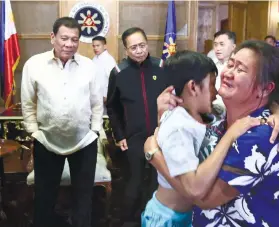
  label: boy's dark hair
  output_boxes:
[92,36,107,44]
[121,27,147,48]
[164,50,218,97]
[214,30,236,44]
[53,17,81,37]
[264,35,277,43]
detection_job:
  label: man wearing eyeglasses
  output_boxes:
[107,27,167,224]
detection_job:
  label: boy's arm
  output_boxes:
[160,127,235,200]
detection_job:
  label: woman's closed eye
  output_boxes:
[237,67,246,73]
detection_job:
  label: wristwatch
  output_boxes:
[145,148,159,161]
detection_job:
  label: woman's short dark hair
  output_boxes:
[53,17,81,37]
[235,40,279,105]
[121,27,147,48]
[164,50,218,97]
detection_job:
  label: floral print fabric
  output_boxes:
[193,107,279,227]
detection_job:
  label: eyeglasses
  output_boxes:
[127,43,147,52]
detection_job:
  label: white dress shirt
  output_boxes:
[206,51,225,104]
[207,49,217,62]
[92,50,116,98]
[213,60,227,114]
[157,106,206,189]
[21,50,103,155]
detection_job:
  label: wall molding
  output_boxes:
[19,34,188,41]
[18,34,50,40]
[117,35,188,41]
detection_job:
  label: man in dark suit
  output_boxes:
[107,27,167,224]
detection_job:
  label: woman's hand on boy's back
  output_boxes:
[157,86,183,123]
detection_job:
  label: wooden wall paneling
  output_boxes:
[118,1,194,56]
[204,39,213,55]
[59,0,119,61]
[246,1,269,40]
[119,1,167,35]
[220,19,229,31]
[118,1,189,35]
[17,34,50,40]
[188,0,198,51]
[117,35,188,41]
[12,1,59,68]
[219,3,229,31]
[11,1,59,102]
[179,0,190,50]
[228,1,247,45]
[11,1,59,34]
[197,5,216,53]
[267,0,279,37]
[215,3,220,32]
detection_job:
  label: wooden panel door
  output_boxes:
[246,1,269,40]
[221,19,229,31]
[228,2,247,45]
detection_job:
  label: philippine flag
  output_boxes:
[0,0,20,108]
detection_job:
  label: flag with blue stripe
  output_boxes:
[160,0,177,67]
